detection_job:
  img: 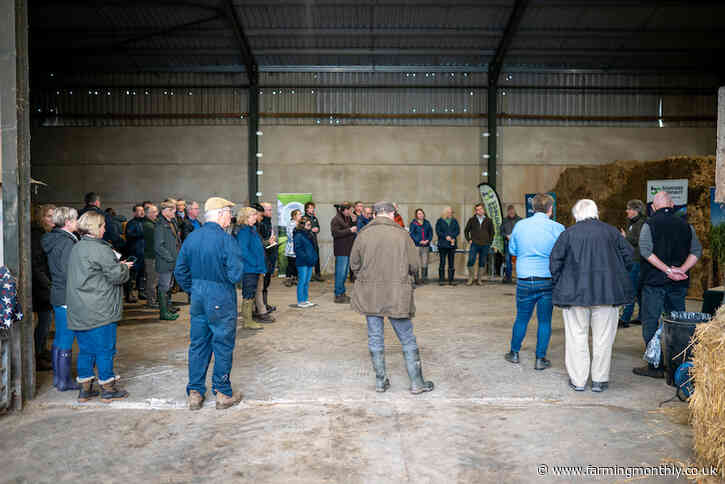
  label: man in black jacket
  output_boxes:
[618,199,646,328]
[305,202,324,281]
[175,199,195,243]
[79,192,124,251]
[124,204,146,302]
[256,203,277,315]
[633,191,701,379]
[550,199,634,392]
[500,205,521,284]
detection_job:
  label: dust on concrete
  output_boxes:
[1,280,698,483]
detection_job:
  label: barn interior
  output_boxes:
[1,0,724,482]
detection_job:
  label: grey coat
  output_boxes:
[154,215,180,273]
[66,236,130,331]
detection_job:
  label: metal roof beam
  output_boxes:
[220,0,257,83]
[489,0,530,86]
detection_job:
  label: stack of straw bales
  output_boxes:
[689,306,725,479]
[553,155,715,297]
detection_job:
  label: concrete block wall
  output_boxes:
[31,126,248,216]
[30,124,716,276]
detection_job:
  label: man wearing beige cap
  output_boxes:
[174,197,246,410]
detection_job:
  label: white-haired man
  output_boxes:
[174,197,245,410]
[550,199,635,392]
[633,191,701,379]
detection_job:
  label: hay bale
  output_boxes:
[553,156,715,297]
[689,306,725,478]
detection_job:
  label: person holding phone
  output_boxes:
[66,211,133,403]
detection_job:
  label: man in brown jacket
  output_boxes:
[350,201,434,395]
[331,202,357,303]
[464,203,495,285]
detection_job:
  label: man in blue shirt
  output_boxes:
[174,197,245,411]
[504,193,565,370]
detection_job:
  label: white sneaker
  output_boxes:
[296,303,307,308]
[303,301,317,307]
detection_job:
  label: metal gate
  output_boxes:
[0,331,9,409]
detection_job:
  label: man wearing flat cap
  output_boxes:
[174,197,245,410]
[350,201,434,394]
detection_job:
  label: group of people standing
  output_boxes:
[502,192,701,392]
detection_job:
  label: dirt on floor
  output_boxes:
[0,279,707,484]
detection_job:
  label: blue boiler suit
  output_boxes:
[174,221,244,397]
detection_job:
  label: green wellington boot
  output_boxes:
[159,291,179,321]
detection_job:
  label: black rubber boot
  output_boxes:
[448,269,457,286]
[370,350,390,392]
[402,349,434,394]
[51,346,60,388]
[124,283,137,303]
[438,265,446,286]
[263,290,276,313]
[422,268,428,284]
[56,349,81,391]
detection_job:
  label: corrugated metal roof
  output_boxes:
[30,0,725,73]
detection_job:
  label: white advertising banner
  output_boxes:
[646,179,688,205]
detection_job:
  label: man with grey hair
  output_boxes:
[350,201,434,394]
[618,199,646,328]
[550,199,634,392]
[633,191,702,379]
[174,197,245,410]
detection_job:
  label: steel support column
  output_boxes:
[248,84,259,203]
[487,85,498,191]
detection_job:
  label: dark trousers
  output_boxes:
[438,248,456,281]
[314,245,321,276]
[34,310,53,358]
[242,273,259,300]
[641,283,687,366]
[287,256,298,279]
[264,249,277,291]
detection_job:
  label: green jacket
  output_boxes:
[66,236,129,331]
[142,217,156,259]
[154,215,180,273]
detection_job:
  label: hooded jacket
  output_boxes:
[41,228,78,307]
[66,236,130,331]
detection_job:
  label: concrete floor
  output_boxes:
[1,279,699,483]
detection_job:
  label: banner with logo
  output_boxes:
[478,183,504,253]
[646,179,688,217]
[277,193,313,276]
[525,192,557,220]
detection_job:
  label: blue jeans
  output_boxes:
[241,272,260,300]
[366,316,418,353]
[504,243,513,279]
[510,279,554,358]
[187,281,237,397]
[52,306,76,350]
[641,284,687,365]
[620,262,641,322]
[34,310,53,357]
[297,265,313,303]
[335,256,349,296]
[76,323,117,383]
[158,271,173,293]
[467,243,489,267]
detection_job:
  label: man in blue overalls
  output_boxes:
[174,197,245,410]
